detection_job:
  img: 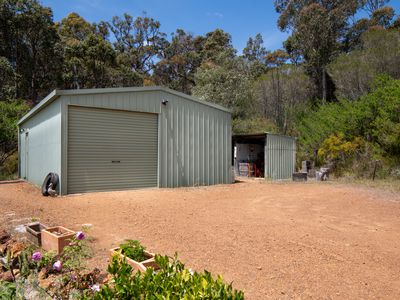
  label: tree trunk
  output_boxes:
[322,68,327,101]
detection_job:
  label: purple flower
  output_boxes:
[76,231,85,240]
[53,260,62,271]
[90,284,100,292]
[32,251,42,261]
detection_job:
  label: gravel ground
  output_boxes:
[1,179,400,299]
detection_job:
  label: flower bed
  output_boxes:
[0,230,244,299]
[0,229,101,299]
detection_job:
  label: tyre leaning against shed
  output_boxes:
[41,172,59,196]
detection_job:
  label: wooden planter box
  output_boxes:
[25,222,48,246]
[109,247,159,272]
[41,226,75,254]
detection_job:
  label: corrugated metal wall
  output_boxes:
[265,133,296,180]
[58,89,231,194]
[18,100,61,188]
[158,91,232,187]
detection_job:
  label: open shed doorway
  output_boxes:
[233,134,265,178]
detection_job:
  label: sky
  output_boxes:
[41,0,400,54]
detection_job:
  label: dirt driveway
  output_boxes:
[1,180,400,299]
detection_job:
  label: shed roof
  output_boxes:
[232,132,297,143]
[18,86,231,125]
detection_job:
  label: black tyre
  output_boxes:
[41,173,59,196]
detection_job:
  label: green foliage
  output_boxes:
[0,0,62,103]
[0,152,18,180]
[233,117,277,135]
[89,254,244,299]
[274,0,362,100]
[296,76,400,176]
[317,133,363,175]
[0,56,16,101]
[193,55,254,119]
[153,29,205,94]
[370,6,396,27]
[118,240,146,262]
[0,281,16,299]
[0,100,29,170]
[18,247,33,278]
[369,76,400,155]
[364,0,390,16]
[329,29,400,100]
[109,13,167,76]
[61,235,92,272]
[243,33,267,63]
[57,13,120,89]
[202,29,236,61]
[255,65,315,134]
[36,250,57,271]
[318,133,363,162]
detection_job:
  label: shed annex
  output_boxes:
[18,87,232,195]
[233,133,296,180]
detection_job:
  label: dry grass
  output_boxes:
[334,177,400,193]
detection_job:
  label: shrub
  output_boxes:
[317,133,363,175]
[0,281,16,299]
[296,76,400,177]
[0,152,18,180]
[118,240,146,262]
[232,117,277,135]
[90,254,244,299]
[0,100,29,168]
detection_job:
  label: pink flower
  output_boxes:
[76,231,85,240]
[32,251,42,261]
[90,284,100,292]
[53,260,62,271]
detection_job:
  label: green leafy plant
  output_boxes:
[36,250,58,272]
[118,240,147,262]
[317,133,363,175]
[62,235,92,272]
[0,281,16,299]
[88,254,244,299]
[296,76,400,177]
[0,100,29,178]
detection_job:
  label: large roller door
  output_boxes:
[67,106,158,193]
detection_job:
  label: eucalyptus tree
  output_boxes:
[193,54,254,119]
[274,0,364,101]
[0,0,62,104]
[363,0,390,16]
[153,29,205,94]
[57,13,118,89]
[108,13,167,79]
[242,33,268,77]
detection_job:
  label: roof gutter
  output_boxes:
[18,90,59,125]
[17,86,231,125]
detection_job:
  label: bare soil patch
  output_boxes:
[1,180,400,299]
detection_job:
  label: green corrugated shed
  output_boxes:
[18,87,232,195]
[265,133,296,180]
[233,132,296,180]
